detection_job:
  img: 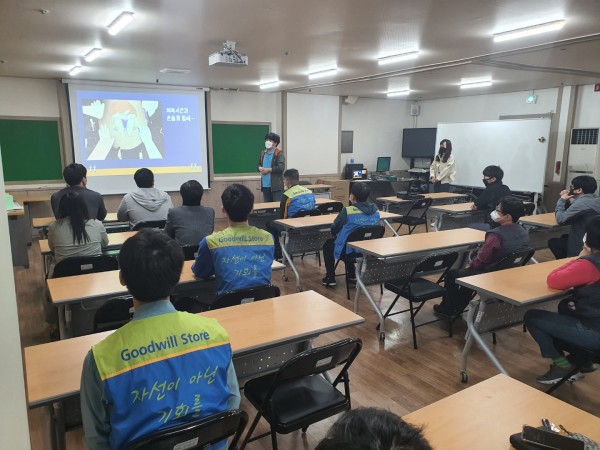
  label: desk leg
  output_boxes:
[58,304,67,339]
[460,298,508,383]
[51,401,66,450]
[383,219,398,237]
[355,259,386,342]
[280,232,302,292]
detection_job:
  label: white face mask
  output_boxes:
[265,140,273,149]
[583,233,589,249]
[490,210,502,222]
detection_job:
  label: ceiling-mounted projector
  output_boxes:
[209,40,248,67]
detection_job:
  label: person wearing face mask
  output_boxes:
[548,175,600,259]
[434,196,529,316]
[524,216,600,385]
[429,139,456,193]
[469,165,512,230]
[258,132,285,202]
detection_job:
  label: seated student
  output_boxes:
[470,165,511,230]
[548,175,600,259]
[434,196,529,315]
[322,183,380,287]
[117,168,173,228]
[51,163,107,221]
[165,180,215,245]
[524,216,600,385]
[192,184,274,296]
[315,407,432,450]
[268,168,316,258]
[80,229,240,450]
[48,191,108,264]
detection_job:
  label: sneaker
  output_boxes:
[566,354,597,373]
[322,276,337,287]
[536,365,584,385]
[433,303,457,317]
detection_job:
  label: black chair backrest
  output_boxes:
[523,203,536,216]
[343,225,385,256]
[93,296,134,333]
[298,180,311,186]
[211,285,281,311]
[292,209,322,218]
[172,296,207,314]
[122,409,248,450]
[52,255,119,278]
[317,202,344,215]
[401,252,459,288]
[181,244,200,261]
[486,247,535,272]
[132,219,167,231]
[270,338,362,387]
[406,197,433,218]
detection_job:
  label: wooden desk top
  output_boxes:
[48,259,285,304]
[519,212,559,228]
[378,192,468,203]
[430,202,475,213]
[253,197,331,211]
[348,228,485,258]
[456,258,576,305]
[7,209,25,217]
[275,211,400,229]
[404,374,600,450]
[24,290,364,407]
[40,230,136,255]
[304,184,333,190]
[33,212,120,228]
[13,194,52,203]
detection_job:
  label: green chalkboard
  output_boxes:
[0,119,63,182]
[212,122,270,174]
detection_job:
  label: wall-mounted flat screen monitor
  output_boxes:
[376,156,391,172]
[402,128,437,158]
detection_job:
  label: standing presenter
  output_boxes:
[258,132,285,201]
[429,139,456,193]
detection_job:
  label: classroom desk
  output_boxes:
[304,184,333,198]
[404,374,600,450]
[249,198,332,229]
[377,192,468,212]
[348,228,486,341]
[33,212,121,237]
[253,197,332,211]
[274,211,402,291]
[429,202,487,231]
[14,194,53,245]
[456,258,574,382]
[24,291,364,450]
[48,259,286,339]
[7,208,29,268]
[519,212,569,257]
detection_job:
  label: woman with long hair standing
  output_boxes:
[429,139,456,193]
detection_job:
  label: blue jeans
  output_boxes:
[524,309,600,359]
[262,188,282,202]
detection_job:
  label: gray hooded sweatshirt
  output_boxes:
[117,187,173,228]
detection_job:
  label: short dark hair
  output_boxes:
[585,216,600,250]
[134,168,154,188]
[180,180,204,206]
[265,132,281,145]
[483,165,504,181]
[283,169,300,183]
[351,182,371,203]
[315,408,432,450]
[497,196,525,223]
[222,183,254,222]
[572,175,598,194]
[63,163,87,186]
[119,229,184,302]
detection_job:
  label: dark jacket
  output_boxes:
[258,147,285,192]
[563,253,600,330]
[474,181,511,225]
[555,194,600,256]
[164,205,215,246]
[51,186,107,221]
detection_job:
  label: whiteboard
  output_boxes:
[436,119,551,192]
[287,93,339,174]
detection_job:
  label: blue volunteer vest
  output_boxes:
[92,312,233,449]
[206,225,274,295]
[284,184,316,218]
[334,206,381,259]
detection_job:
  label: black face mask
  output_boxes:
[482,178,490,186]
[568,188,577,196]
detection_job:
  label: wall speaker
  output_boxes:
[410,103,420,116]
[344,96,358,105]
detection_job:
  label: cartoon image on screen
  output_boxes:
[82,99,164,160]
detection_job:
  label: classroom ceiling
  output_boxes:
[1,0,600,101]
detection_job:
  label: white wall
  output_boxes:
[0,77,60,117]
[210,90,281,132]
[573,84,600,128]
[341,98,413,171]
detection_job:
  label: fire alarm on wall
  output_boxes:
[410,104,420,116]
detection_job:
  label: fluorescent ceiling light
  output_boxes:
[378,51,419,65]
[387,89,410,97]
[68,66,82,76]
[460,80,492,89]
[159,67,191,74]
[84,48,102,62]
[308,68,338,80]
[259,81,280,90]
[107,11,134,36]
[493,20,565,42]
